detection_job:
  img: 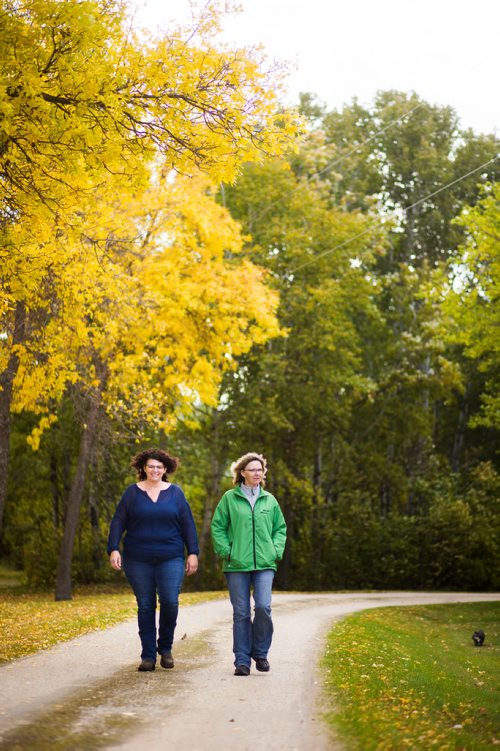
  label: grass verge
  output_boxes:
[323,601,499,750]
[0,563,22,588]
[0,584,226,663]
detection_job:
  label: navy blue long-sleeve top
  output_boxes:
[107,483,199,563]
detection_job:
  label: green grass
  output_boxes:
[323,602,499,750]
[0,583,226,663]
[0,562,23,588]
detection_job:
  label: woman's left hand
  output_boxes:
[185,554,198,576]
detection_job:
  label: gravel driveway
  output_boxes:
[0,591,497,750]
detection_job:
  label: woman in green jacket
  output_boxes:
[211,452,287,676]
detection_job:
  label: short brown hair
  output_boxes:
[230,452,267,486]
[131,448,179,481]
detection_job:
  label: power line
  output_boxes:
[405,158,498,211]
[314,49,497,181]
[289,155,498,275]
[250,45,497,226]
[252,99,425,224]
[316,101,424,179]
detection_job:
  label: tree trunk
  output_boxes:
[50,446,61,529]
[405,201,418,264]
[198,409,226,558]
[0,302,26,546]
[380,480,391,518]
[451,391,469,473]
[54,395,100,600]
[199,450,221,560]
[88,446,102,574]
[309,444,322,586]
[276,506,293,589]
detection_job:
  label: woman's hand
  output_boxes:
[109,550,121,570]
[185,554,198,576]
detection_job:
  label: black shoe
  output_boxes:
[255,658,270,672]
[138,658,155,672]
[160,651,174,669]
[234,664,250,676]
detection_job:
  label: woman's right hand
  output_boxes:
[109,550,121,570]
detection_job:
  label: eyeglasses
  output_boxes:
[146,465,165,471]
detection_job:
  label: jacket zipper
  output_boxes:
[252,504,257,569]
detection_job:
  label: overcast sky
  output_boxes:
[130,0,499,135]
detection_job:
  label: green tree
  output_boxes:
[444,184,500,429]
[214,157,386,586]
[319,91,499,503]
[198,92,499,589]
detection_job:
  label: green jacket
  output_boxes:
[211,486,287,572]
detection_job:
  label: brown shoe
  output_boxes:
[160,651,174,669]
[138,658,155,672]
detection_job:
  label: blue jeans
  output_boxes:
[225,569,275,668]
[123,556,185,662]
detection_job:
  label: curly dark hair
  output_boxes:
[131,448,179,481]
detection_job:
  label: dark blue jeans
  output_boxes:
[225,570,275,668]
[123,555,185,662]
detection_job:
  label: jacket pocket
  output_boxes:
[255,538,278,568]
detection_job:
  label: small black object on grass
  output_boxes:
[472,629,485,646]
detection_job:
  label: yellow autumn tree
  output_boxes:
[0,0,300,555]
[1,0,296,220]
[44,166,282,598]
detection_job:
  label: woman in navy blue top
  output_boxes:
[107,448,199,671]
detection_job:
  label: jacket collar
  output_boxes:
[233,484,268,500]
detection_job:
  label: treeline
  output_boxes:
[1,4,499,595]
[177,92,500,592]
